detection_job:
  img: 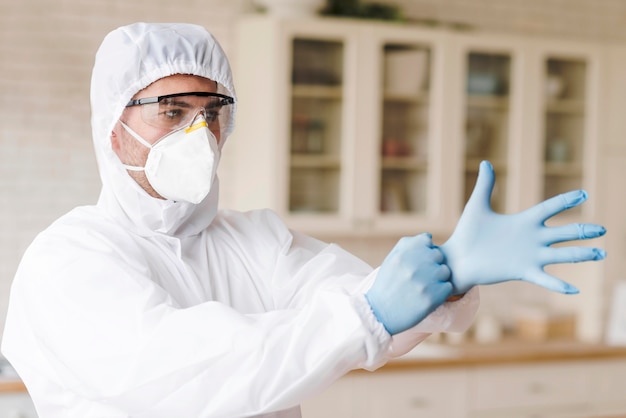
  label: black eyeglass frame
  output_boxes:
[125,92,235,108]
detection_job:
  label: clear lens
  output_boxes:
[140,94,233,138]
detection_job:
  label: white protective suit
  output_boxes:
[2,22,479,418]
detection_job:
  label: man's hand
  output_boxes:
[366,233,453,335]
[440,160,606,295]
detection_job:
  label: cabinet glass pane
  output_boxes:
[289,39,343,213]
[543,58,586,215]
[464,52,511,212]
[380,44,430,214]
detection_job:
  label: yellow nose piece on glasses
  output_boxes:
[185,120,208,134]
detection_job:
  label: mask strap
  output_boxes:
[119,121,151,171]
[124,165,144,172]
[120,121,153,149]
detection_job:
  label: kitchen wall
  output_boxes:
[1,0,625,338]
[0,0,252,339]
[395,0,626,43]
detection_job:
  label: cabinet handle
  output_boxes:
[352,219,374,229]
[528,381,547,394]
[409,397,430,409]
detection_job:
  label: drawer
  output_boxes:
[300,374,362,418]
[469,363,590,411]
[588,359,626,403]
[361,369,469,418]
[469,404,596,418]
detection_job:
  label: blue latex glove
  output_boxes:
[366,233,453,335]
[440,160,607,295]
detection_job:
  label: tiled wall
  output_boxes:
[1,0,623,337]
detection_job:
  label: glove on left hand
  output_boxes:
[440,161,606,295]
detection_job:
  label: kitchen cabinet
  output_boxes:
[300,349,626,418]
[468,363,591,417]
[588,358,626,416]
[222,15,616,341]
[469,359,626,417]
[362,370,469,418]
[446,30,602,220]
[223,15,605,238]
[300,369,468,418]
[225,16,456,236]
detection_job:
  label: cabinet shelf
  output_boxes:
[383,92,430,104]
[543,161,583,176]
[545,99,585,114]
[381,157,428,171]
[465,158,508,173]
[467,95,509,110]
[290,154,341,168]
[292,84,342,99]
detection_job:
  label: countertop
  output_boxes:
[377,339,626,371]
[0,358,25,393]
[0,380,26,393]
[2,341,626,392]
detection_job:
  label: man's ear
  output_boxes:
[110,123,121,155]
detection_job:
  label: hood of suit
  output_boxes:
[90,22,236,237]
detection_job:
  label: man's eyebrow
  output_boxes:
[160,97,193,107]
[204,97,228,109]
[161,94,224,109]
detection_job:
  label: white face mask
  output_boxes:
[120,114,220,204]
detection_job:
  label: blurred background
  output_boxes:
[3,0,626,416]
[5,0,626,342]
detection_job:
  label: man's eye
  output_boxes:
[205,110,219,123]
[159,107,184,120]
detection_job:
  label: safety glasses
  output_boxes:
[125,92,235,135]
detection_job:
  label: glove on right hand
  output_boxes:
[365,233,453,336]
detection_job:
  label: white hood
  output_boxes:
[90,22,237,237]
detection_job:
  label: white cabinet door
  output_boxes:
[301,369,469,418]
[468,358,626,418]
[468,363,590,412]
[450,32,524,214]
[226,16,454,237]
[300,373,362,418]
[470,406,596,418]
[226,16,360,235]
[361,370,469,418]
[587,358,626,415]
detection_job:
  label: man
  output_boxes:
[2,22,605,418]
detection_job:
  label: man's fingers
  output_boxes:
[432,263,451,282]
[544,223,606,244]
[522,270,579,294]
[527,190,588,222]
[540,246,607,265]
[466,160,496,210]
